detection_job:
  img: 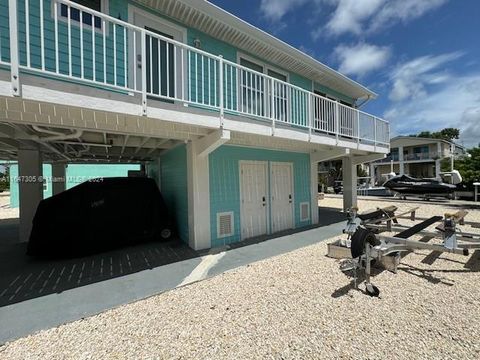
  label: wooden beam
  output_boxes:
[195,129,230,158]
[351,153,386,165]
[310,148,350,163]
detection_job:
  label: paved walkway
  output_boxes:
[0,219,344,344]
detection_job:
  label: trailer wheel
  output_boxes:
[161,228,172,240]
[350,227,379,259]
[366,283,380,297]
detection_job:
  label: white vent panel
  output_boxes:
[300,202,310,222]
[217,212,234,238]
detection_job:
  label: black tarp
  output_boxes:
[27,177,173,257]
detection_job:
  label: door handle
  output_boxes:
[262,196,266,206]
[137,54,142,69]
[289,194,292,203]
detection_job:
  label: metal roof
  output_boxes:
[132,0,378,101]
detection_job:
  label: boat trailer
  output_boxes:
[333,206,480,297]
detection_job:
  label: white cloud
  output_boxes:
[334,42,391,77]
[389,52,463,102]
[260,0,310,22]
[369,0,449,33]
[321,0,383,37]
[312,0,449,38]
[384,74,480,148]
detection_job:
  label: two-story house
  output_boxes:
[370,136,465,184]
[0,0,389,249]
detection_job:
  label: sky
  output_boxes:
[210,0,480,148]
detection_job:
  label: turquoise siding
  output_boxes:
[9,164,52,208]
[0,0,9,62]
[187,28,238,110]
[1,0,128,86]
[9,163,140,207]
[0,0,356,107]
[209,145,311,248]
[160,145,189,243]
[314,82,355,106]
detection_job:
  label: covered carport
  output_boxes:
[0,122,205,244]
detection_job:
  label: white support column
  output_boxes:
[449,143,455,172]
[435,160,441,179]
[342,156,357,211]
[52,163,66,195]
[398,146,405,175]
[310,154,319,225]
[186,141,212,250]
[369,163,375,187]
[146,158,162,190]
[9,0,21,96]
[18,149,43,243]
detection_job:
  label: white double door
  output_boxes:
[240,161,294,240]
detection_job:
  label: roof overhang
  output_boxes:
[391,136,461,148]
[132,0,377,101]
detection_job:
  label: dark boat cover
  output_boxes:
[383,175,456,195]
[27,177,172,257]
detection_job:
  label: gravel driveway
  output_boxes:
[1,198,479,359]
[0,193,19,220]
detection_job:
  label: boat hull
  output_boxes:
[383,175,456,196]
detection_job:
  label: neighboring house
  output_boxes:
[369,136,466,184]
[9,163,140,207]
[0,0,389,247]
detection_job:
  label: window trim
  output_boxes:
[51,0,109,33]
[237,53,289,83]
[237,53,290,120]
[127,5,187,98]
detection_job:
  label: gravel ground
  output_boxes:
[1,199,480,359]
[321,195,480,223]
[0,193,19,220]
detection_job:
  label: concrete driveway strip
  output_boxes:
[0,221,344,344]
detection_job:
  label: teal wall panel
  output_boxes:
[314,82,355,105]
[160,145,189,243]
[65,164,140,188]
[8,0,128,86]
[209,145,311,248]
[187,28,237,109]
[0,0,357,106]
[0,0,10,63]
[9,164,52,208]
[9,163,140,208]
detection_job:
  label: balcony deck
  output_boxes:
[0,0,389,154]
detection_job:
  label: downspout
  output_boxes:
[355,95,371,109]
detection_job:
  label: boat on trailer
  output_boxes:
[383,174,457,200]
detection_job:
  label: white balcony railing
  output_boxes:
[1,0,390,147]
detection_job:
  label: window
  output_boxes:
[238,56,290,121]
[313,90,334,131]
[60,0,103,29]
[268,69,288,122]
[390,148,399,161]
[145,27,175,99]
[240,58,265,116]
